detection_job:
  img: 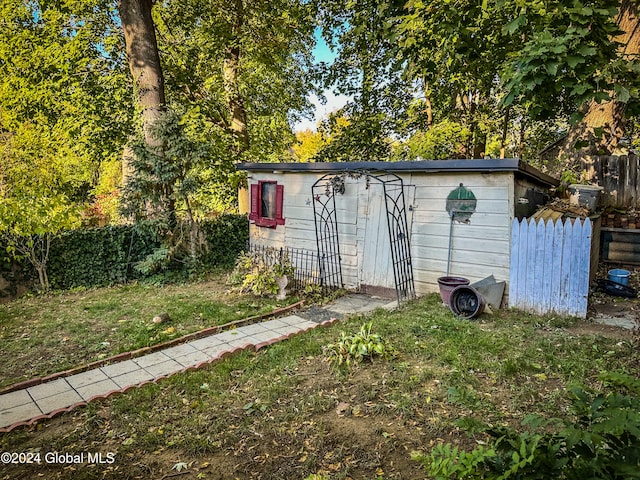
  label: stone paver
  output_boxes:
[273,324,305,336]
[214,329,245,343]
[189,336,224,351]
[278,315,312,326]
[227,335,260,348]
[142,359,183,378]
[35,389,83,414]
[162,343,199,358]
[76,379,120,400]
[171,350,211,367]
[0,402,42,426]
[134,351,171,369]
[237,323,271,335]
[251,330,284,344]
[198,342,230,357]
[261,318,290,329]
[0,293,390,431]
[111,369,155,389]
[67,369,110,389]
[27,379,73,401]
[0,389,33,410]
[101,359,139,378]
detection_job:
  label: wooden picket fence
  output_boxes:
[509,217,592,318]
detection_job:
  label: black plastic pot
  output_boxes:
[448,285,485,319]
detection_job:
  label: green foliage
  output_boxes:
[3,214,249,291]
[0,0,132,205]
[314,111,395,162]
[120,110,209,223]
[46,223,162,290]
[499,0,632,119]
[405,120,472,160]
[228,248,295,297]
[325,321,396,369]
[411,444,498,480]
[325,0,639,159]
[0,195,80,290]
[155,0,318,164]
[198,215,249,268]
[413,373,640,479]
[292,129,326,162]
[317,0,412,161]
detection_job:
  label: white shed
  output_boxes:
[237,159,558,302]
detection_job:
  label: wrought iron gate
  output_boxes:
[311,170,415,304]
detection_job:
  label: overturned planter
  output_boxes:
[448,285,485,319]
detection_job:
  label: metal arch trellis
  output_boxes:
[311,169,416,305]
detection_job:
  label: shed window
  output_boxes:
[249,181,285,227]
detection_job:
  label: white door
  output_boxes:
[361,183,394,290]
[360,182,416,294]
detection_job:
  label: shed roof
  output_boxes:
[237,159,559,188]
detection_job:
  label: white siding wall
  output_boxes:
[248,172,362,289]
[407,172,514,294]
[248,170,515,295]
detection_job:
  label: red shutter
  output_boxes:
[275,184,285,225]
[249,183,259,221]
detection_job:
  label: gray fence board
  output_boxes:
[509,217,591,317]
[580,155,640,208]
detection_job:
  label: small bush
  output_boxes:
[325,321,396,369]
[227,248,294,297]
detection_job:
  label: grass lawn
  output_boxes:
[0,276,299,388]
[1,293,638,479]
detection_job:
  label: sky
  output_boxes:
[293,29,350,132]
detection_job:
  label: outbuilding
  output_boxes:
[237,159,558,303]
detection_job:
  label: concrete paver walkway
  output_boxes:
[0,294,395,433]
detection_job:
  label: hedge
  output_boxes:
[2,214,249,292]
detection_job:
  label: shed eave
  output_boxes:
[237,159,559,187]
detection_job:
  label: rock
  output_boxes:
[152,312,171,324]
[336,402,351,416]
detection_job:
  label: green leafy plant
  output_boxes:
[0,214,248,292]
[412,372,640,479]
[0,195,79,290]
[325,321,396,369]
[227,248,295,297]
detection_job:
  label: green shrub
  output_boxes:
[46,223,160,289]
[227,248,294,297]
[199,214,249,268]
[412,372,640,479]
[325,321,396,369]
[3,214,248,291]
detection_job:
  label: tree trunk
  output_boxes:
[222,0,249,156]
[223,44,250,154]
[422,78,433,129]
[118,0,166,177]
[559,1,639,158]
[500,107,510,158]
[119,0,166,144]
[118,0,174,221]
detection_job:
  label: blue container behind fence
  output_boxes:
[608,269,630,286]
